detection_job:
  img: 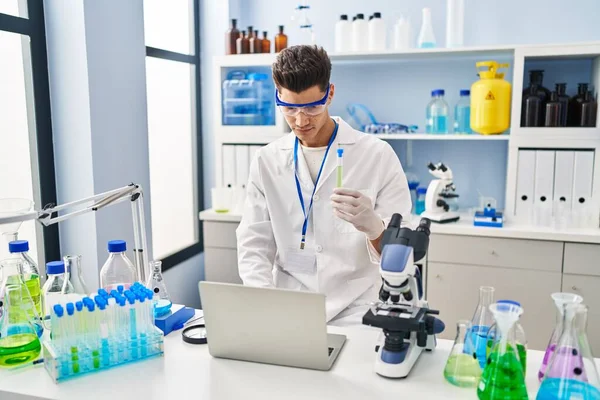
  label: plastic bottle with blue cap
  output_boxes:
[42,260,75,329]
[8,240,42,317]
[426,89,449,134]
[454,89,472,134]
[99,240,137,292]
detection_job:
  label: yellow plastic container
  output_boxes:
[470,61,511,135]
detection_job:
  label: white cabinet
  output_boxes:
[427,262,561,350]
[202,220,241,284]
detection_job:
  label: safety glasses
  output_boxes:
[275,85,330,117]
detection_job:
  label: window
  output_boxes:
[0,1,59,264]
[143,0,203,270]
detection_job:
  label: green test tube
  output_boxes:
[336,148,344,187]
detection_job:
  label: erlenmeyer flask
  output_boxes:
[537,304,600,400]
[146,260,172,317]
[0,284,42,367]
[444,320,481,387]
[477,302,528,400]
[486,300,527,375]
[465,286,495,369]
[0,259,43,338]
[63,255,89,296]
[538,292,584,381]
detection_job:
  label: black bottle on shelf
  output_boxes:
[522,70,550,126]
[580,90,598,127]
[569,83,589,126]
[555,83,569,127]
[522,84,543,127]
[544,92,561,127]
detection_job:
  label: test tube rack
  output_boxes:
[42,326,164,383]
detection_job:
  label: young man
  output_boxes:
[236,45,411,325]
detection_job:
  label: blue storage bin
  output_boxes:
[222,71,275,126]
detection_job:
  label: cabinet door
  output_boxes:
[427,262,562,350]
[562,274,600,355]
[205,248,242,284]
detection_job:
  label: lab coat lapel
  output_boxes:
[315,117,357,193]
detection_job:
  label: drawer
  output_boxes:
[564,243,600,276]
[203,221,239,248]
[562,274,600,355]
[204,248,242,284]
[428,234,563,272]
[427,262,562,350]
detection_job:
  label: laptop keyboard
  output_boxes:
[328,347,334,356]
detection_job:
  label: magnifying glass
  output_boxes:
[182,324,208,345]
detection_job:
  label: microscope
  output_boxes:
[420,162,460,223]
[362,214,445,378]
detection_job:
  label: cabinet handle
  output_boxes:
[436,274,442,280]
[572,285,579,291]
[490,250,498,256]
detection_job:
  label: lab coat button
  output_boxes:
[313,194,319,201]
[316,245,323,252]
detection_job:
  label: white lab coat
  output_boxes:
[236,117,411,323]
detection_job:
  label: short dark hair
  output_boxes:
[272,45,331,93]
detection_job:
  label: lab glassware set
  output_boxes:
[335,1,465,52]
[521,70,597,128]
[225,19,286,55]
[443,286,600,400]
[425,61,511,135]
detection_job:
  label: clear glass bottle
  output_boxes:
[146,261,172,317]
[417,8,436,48]
[444,320,481,387]
[0,258,43,338]
[426,89,449,134]
[7,240,42,318]
[538,304,600,400]
[486,300,527,375]
[477,302,528,399]
[99,240,136,291]
[0,284,42,367]
[63,255,89,296]
[539,292,584,381]
[454,89,472,134]
[274,25,288,53]
[41,260,74,329]
[465,286,494,369]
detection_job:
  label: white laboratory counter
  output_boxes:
[2,313,597,400]
[199,209,600,244]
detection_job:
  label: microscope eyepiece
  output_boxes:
[416,218,431,235]
[427,162,436,171]
[388,213,403,228]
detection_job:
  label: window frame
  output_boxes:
[0,0,60,263]
[145,0,204,272]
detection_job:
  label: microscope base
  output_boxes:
[420,210,460,223]
[373,334,437,378]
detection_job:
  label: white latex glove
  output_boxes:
[331,188,384,240]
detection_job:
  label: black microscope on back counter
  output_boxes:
[362,213,445,378]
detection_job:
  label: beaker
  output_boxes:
[537,304,600,400]
[477,302,528,400]
[0,284,42,367]
[444,320,481,387]
[486,300,527,375]
[146,260,172,317]
[465,286,495,369]
[64,255,89,296]
[0,258,43,338]
[539,293,584,381]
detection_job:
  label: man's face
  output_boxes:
[278,84,334,143]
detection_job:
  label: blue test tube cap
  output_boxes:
[337,148,344,157]
[146,290,153,300]
[94,295,104,306]
[110,289,119,298]
[66,303,75,316]
[98,288,109,297]
[87,302,95,312]
[117,285,124,293]
[118,297,126,307]
[53,304,64,317]
[98,301,106,310]
[75,301,83,312]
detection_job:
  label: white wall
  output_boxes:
[44,0,152,288]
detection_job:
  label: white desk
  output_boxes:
[2,316,596,400]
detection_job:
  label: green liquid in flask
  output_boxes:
[477,347,528,400]
[444,353,482,387]
[0,333,41,367]
[487,339,527,375]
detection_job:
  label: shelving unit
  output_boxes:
[212,41,600,230]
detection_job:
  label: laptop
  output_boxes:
[199,281,346,371]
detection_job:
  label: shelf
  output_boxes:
[376,133,510,141]
[215,45,516,68]
[511,127,600,141]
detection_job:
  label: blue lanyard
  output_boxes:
[293,120,339,249]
